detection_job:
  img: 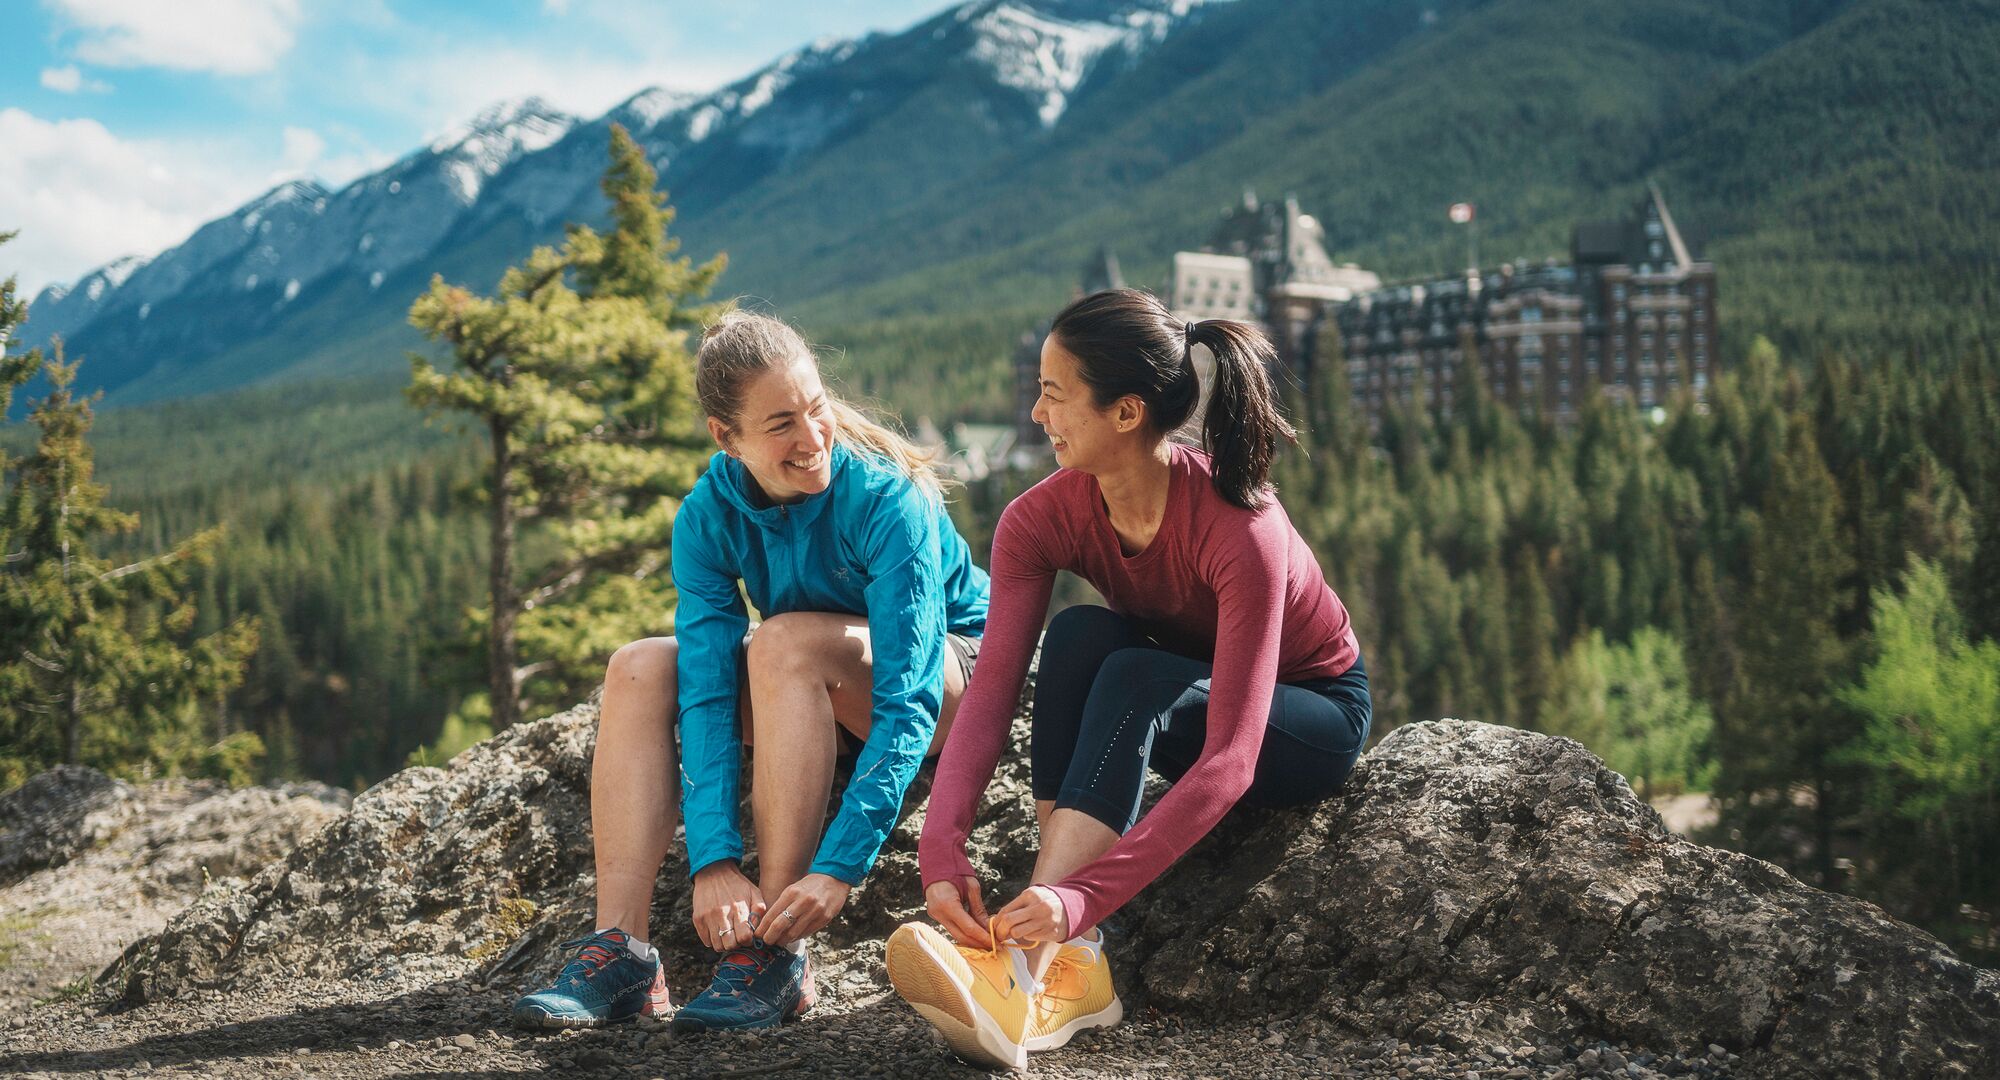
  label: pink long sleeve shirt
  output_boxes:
[918,442,1359,934]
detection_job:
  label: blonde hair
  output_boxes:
[696,308,949,499]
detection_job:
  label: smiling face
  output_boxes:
[1032,333,1146,472]
[708,356,836,504]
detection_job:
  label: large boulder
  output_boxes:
[0,766,142,886]
[1122,719,2000,1078]
[0,766,347,1010]
[109,708,1999,1079]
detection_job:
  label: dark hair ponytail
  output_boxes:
[1050,288,1295,509]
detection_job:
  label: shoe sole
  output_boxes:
[513,1005,645,1031]
[885,926,1027,1071]
[513,978,672,1031]
[1024,994,1124,1051]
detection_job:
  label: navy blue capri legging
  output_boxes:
[1031,605,1371,834]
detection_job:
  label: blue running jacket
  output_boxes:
[671,442,989,885]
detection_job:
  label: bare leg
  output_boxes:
[746,613,967,902]
[1020,808,1120,980]
[592,637,683,945]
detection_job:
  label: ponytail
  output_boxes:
[826,397,949,501]
[1049,288,1295,510]
[697,307,951,500]
[1189,319,1295,509]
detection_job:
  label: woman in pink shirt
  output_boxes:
[887,288,1370,1069]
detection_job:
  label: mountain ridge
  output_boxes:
[15,0,1996,418]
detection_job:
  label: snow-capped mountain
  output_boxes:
[963,0,1206,126]
[18,0,1222,405]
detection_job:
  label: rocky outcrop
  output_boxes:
[102,708,1998,1079]
[0,767,346,1010]
[0,766,143,886]
[1123,720,2000,1079]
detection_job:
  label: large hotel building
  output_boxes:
[1012,184,1717,447]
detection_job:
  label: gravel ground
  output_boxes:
[1,941,1743,1080]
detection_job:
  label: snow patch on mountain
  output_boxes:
[427,98,576,205]
[681,36,858,145]
[621,87,700,131]
[82,256,150,301]
[965,1,1215,127]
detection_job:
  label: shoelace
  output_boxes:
[555,933,628,981]
[961,916,1058,1002]
[1030,948,1089,1025]
[710,942,778,996]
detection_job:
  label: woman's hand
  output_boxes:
[996,884,1069,944]
[692,861,766,952]
[756,873,850,947]
[925,877,993,948]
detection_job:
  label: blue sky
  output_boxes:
[0,0,945,296]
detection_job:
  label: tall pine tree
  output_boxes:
[407,125,723,728]
[1721,416,1857,885]
[0,341,257,781]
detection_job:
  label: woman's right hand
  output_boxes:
[692,861,766,952]
[925,877,993,948]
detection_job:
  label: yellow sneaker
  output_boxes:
[885,921,1036,1070]
[1025,932,1123,1051]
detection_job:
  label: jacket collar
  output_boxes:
[708,442,850,530]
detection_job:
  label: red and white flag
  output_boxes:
[1449,202,1476,224]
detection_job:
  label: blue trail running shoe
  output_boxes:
[512,928,671,1030]
[670,940,817,1033]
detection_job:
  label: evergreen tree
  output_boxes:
[407,125,724,728]
[1720,416,1857,886]
[1508,546,1558,732]
[0,350,257,783]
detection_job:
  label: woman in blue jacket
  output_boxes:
[514,310,990,1033]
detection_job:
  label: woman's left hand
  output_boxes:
[755,873,851,947]
[996,884,1069,944]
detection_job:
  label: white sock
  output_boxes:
[780,936,807,956]
[598,927,659,964]
[1065,928,1104,960]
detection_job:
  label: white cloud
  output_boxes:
[0,108,270,296]
[361,44,745,136]
[49,0,303,76]
[280,126,325,171]
[38,66,111,93]
[269,125,388,190]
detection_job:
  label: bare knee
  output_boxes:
[603,638,677,720]
[744,613,819,682]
